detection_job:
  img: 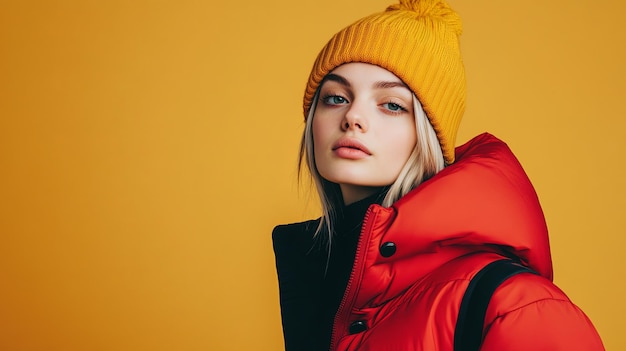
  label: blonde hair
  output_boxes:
[299,90,446,243]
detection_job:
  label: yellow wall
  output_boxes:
[0,0,624,350]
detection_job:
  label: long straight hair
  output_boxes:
[299,90,446,246]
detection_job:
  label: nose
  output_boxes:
[341,101,368,132]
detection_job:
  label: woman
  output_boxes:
[272,0,605,350]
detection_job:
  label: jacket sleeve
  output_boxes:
[479,274,605,351]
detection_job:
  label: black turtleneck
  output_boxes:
[273,192,384,351]
[318,193,382,347]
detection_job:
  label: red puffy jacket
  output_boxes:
[274,133,604,350]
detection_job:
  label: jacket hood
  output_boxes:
[393,134,552,280]
[399,132,551,275]
[355,133,552,306]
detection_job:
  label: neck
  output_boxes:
[340,185,384,205]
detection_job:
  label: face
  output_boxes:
[312,63,417,205]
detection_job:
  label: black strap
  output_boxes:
[454,259,537,351]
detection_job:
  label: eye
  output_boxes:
[382,102,407,113]
[322,95,349,105]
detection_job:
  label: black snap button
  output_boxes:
[349,320,367,334]
[380,242,396,257]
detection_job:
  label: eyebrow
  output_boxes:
[322,73,351,87]
[373,80,409,90]
[322,73,409,90]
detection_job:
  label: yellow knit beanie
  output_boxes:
[303,0,465,164]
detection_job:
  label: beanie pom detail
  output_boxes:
[386,0,462,36]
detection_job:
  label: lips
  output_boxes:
[332,138,371,159]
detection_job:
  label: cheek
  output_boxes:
[311,120,322,145]
[312,117,333,150]
[404,132,418,155]
[384,127,417,158]
[401,121,418,153]
[391,140,415,168]
[385,132,416,174]
[311,119,327,165]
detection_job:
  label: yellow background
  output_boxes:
[1,0,624,350]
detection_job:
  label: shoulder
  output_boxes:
[272,218,320,238]
[272,218,321,257]
[272,218,320,244]
[483,273,605,350]
[273,219,327,292]
[489,272,571,318]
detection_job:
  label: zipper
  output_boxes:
[329,205,379,351]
